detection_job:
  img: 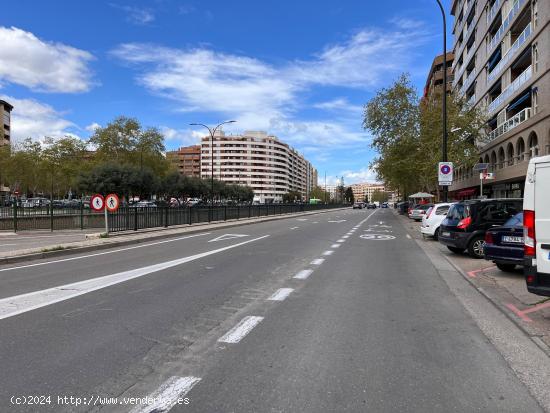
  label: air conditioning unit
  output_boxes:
[497,109,507,127]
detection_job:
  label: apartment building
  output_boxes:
[1,99,12,147]
[349,183,389,203]
[200,130,317,203]
[166,145,201,177]
[422,52,455,102]
[450,0,549,198]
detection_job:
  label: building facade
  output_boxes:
[349,183,389,203]
[1,100,13,195]
[200,130,316,203]
[422,52,455,102]
[166,145,201,177]
[450,0,550,199]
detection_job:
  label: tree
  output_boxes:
[371,190,389,203]
[344,187,354,204]
[310,186,329,202]
[283,190,301,203]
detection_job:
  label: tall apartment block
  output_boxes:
[166,145,201,177]
[422,52,455,102]
[200,130,317,203]
[0,100,13,195]
[449,0,549,198]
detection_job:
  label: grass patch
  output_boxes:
[41,245,65,252]
[99,232,109,238]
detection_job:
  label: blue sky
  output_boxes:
[0,0,452,185]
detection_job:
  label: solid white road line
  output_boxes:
[218,316,264,343]
[130,376,201,413]
[310,258,325,265]
[322,250,334,256]
[268,288,294,301]
[331,244,341,248]
[0,232,211,273]
[293,269,313,279]
[0,235,270,321]
[296,218,308,221]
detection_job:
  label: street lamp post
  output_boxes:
[435,0,448,202]
[189,120,236,221]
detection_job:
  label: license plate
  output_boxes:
[441,231,451,237]
[502,235,523,243]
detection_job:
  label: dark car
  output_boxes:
[483,212,524,272]
[352,202,363,209]
[438,198,522,259]
[367,203,377,209]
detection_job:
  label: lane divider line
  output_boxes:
[293,269,313,280]
[331,244,341,248]
[311,258,325,265]
[218,316,264,343]
[129,376,201,413]
[322,250,334,256]
[268,288,294,301]
[337,239,345,243]
[0,232,212,273]
[0,235,270,321]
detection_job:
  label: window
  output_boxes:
[533,89,538,114]
[533,0,538,28]
[436,206,450,215]
[533,43,539,72]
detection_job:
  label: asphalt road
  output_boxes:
[0,231,88,254]
[0,208,544,412]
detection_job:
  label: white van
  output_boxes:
[523,155,550,296]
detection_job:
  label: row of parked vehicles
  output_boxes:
[353,202,389,209]
[413,155,549,297]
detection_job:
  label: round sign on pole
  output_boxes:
[105,194,120,212]
[90,194,105,211]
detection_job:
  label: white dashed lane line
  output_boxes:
[218,316,264,344]
[331,244,341,248]
[310,258,325,266]
[268,288,294,301]
[294,269,314,280]
[322,250,334,256]
[337,239,345,243]
[130,376,201,413]
[406,234,412,239]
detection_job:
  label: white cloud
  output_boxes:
[313,98,363,114]
[109,4,155,25]
[1,95,75,142]
[0,26,95,93]
[85,122,101,133]
[161,126,204,148]
[341,167,379,184]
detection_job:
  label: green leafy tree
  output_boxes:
[371,190,389,203]
[344,187,354,203]
[310,186,329,202]
[283,190,302,203]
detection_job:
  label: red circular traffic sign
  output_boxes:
[105,194,120,212]
[90,194,105,211]
[440,164,451,174]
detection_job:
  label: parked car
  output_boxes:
[397,201,409,214]
[22,197,51,208]
[420,203,453,240]
[483,212,524,272]
[523,155,550,296]
[438,198,523,258]
[132,201,157,208]
[381,202,389,208]
[366,203,376,209]
[352,202,363,209]
[408,204,434,221]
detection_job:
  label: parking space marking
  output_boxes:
[294,269,313,280]
[311,258,325,265]
[506,301,550,323]
[130,376,201,413]
[268,288,294,301]
[466,266,496,278]
[218,316,264,343]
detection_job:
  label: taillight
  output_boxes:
[524,210,536,257]
[484,231,494,244]
[457,216,472,229]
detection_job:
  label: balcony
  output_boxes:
[460,68,477,95]
[488,65,532,113]
[487,23,531,85]
[488,0,525,52]
[486,107,531,141]
[486,0,501,25]
[467,94,476,106]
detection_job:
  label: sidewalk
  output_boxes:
[0,207,349,264]
[396,211,550,354]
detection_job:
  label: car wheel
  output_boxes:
[496,263,516,272]
[468,236,485,259]
[447,246,464,254]
[433,228,440,241]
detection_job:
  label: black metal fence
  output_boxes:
[0,203,343,232]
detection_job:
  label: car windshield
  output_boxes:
[447,204,470,220]
[504,212,523,227]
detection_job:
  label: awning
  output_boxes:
[487,49,501,71]
[511,47,531,70]
[457,188,476,197]
[408,192,435,198]
[507,89,531,111]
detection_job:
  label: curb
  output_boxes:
[0,207,349,265]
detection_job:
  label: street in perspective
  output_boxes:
[1,0,550,412]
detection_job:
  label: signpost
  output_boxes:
[90,194,119,235]
[473,163,490,199]
[438,162,454,186]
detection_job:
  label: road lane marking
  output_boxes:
[0,235,270,321]
[328,220,346,223]
[310,258,325,265]
[342,235,349,239]
[331,244,341,248]
[130,376,201,413]
[322,250,334,256]
[337,239,345,243]
[0,244,17,247]
[0,232,211,273]
[218,316,264,343]
[290,226,299,230]
[268,288,294,301]
[406,234,412,239]
[293,269,313,279]
[296,218,308,221]
[208,233,248,242]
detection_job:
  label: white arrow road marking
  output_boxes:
[208,233,249,242]
[268,288,294,301]
[0,235,270,321]
[218,316,264,343]
[130,376,201,413]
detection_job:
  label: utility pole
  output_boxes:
[435,0,448,202]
